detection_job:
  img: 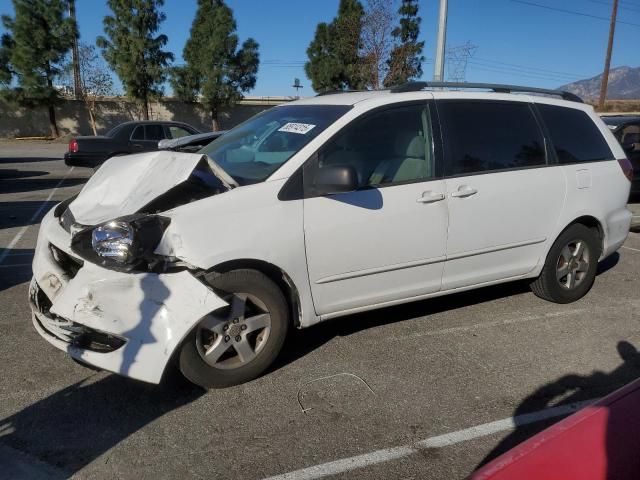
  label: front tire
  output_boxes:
[530,224,600,303]
[179,269,289,389]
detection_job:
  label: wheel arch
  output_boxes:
[205,259,303,329]
[562,215,605,255]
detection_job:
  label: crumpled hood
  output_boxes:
[69,150,205,225]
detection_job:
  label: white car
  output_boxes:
[30,82,633,388]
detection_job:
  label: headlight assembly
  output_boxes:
[91,221,134,263]
[71,215,170,272]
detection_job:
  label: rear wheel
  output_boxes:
[530,224,600,303]
[179,269,289,389]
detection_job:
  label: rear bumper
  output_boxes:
[602,207,633,258]
[30,208,227,384]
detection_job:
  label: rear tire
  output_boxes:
[179,269,289,389]
[530,224,600,303]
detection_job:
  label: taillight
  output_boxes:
[69,139,79,153]
[618,158,633,182]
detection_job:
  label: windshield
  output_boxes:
[198,104,351,185]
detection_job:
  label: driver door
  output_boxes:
[302,100,449,317]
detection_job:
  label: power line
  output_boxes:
[510,0,640,27]
[584,0,640,13]
[470,58,585,81]
[467,62,583,84]
[473,57,587,79]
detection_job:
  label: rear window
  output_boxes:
[538,105,613,164]
[439,101,546,176]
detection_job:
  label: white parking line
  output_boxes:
[0,167,74,266]
[622,246,640,253]
[263,399,595,480]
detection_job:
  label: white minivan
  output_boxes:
[30,83,633,388]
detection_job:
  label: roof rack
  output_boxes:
[390,81,583,103]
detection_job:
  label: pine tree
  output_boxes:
[97,0,173,120]
[383,0,425,87]
[0,0,76,137]
[305,0,365,93]
[171,0,259,131]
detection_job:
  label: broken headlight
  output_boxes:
[72,215,170,271]
[92,221,134,263]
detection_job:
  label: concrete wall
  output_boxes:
[0,97,291,138]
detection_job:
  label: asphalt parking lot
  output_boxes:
[1,140,640,480]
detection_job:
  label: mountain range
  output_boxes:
[559,66,640,100]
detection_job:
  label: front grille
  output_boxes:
[31,282,125,353]
[49,243,83,278]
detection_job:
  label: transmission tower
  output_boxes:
[446,42,478,83]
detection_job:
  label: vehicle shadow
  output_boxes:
[474,341,640,471]
[0,250,34,292]
[0,201,59,230]
[273,255,620,374]
[0,177,86,194]
[0,272,201,476]
[0,169,50,180]
[0,374,203,477]
[0,157,62,165]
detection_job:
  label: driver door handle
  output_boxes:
[451,185,478,198]
[417,191,445,203]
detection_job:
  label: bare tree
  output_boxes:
[359,0,396,89]
[61,43,114,135]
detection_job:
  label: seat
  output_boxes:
[369,132,428,185]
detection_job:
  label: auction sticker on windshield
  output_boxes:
[278,122,316,135]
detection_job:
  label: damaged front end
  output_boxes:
[29,151,230,383]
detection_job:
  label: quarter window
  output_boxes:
[314,103,435,189]
[538,105,613,164]
[439,101,546,176]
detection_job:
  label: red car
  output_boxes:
[471,377,640,480]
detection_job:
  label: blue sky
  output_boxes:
[0,0,638,96]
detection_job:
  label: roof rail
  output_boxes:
[390,81,583,103]
[315,89,365,96]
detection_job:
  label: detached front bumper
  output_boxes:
[29,208,226,384]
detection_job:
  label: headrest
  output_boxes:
[395,132,425,159]
[623,132,640,144]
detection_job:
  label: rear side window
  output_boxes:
[538,105,613,163]
[145,124,165,141]
[439,101,546,176]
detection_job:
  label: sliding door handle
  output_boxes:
[417,191,445,203]
[451,185,478,198]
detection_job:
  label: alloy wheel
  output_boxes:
[556,239,590,290]
[196,293,272,370]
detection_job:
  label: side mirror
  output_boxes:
[313,165,358,195]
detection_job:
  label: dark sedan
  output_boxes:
[602,115,640,198]
[157,130,227,153]
[64,121,200,167]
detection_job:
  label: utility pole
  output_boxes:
[598,0,618,110]
[68,0,82,100]
[433,0,448,81]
